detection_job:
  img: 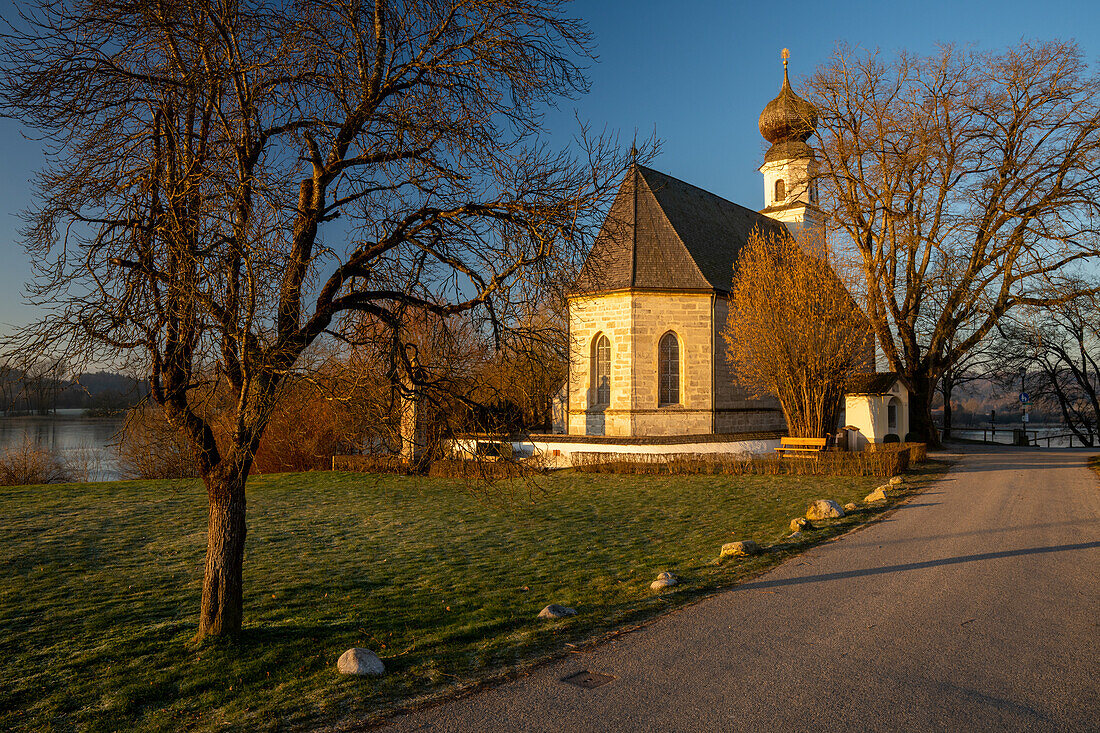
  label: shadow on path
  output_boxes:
[737,541,1100,591]
[944,450,1097,474]
[843,517,1099,548]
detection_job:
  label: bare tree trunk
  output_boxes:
[942,391,953,440]
[940,377,954,440]
[908,373,941,448]
[399,388,422,464]
[197,470,247,638]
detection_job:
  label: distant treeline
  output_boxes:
[0,368,148,415]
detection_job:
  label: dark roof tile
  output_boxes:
[573,165,786,294]
[846,372,903,395]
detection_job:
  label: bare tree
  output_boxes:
[808,41,1100,445]
[21,359,65,415]
[0,358,16,414]
[721,227,873,439]
[341,304,497,464]
[937,336,998,440]
[918,290,999,440]
[0,0,631,639]
[994,292,1100,445]
[474,301,567,432]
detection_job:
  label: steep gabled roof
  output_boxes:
[572,166,786,294]
[846,372,905,395]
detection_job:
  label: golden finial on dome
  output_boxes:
[758,48,818,160]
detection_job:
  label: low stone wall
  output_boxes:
[452,431,785,469]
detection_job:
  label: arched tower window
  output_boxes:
[658,332,680,406]
[592,334,611,406]
[774,178,786,203]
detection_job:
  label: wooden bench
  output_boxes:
[776,437,828,456]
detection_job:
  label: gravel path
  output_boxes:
[384,448,1100,732]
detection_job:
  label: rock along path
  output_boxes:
[384,447,1100,732]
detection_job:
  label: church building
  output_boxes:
[564,53,824,437]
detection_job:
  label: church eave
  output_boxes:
[566,285,721,299]
[759,200,825,216]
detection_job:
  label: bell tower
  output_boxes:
[758,49,824,238]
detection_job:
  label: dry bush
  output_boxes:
[471,304,568,433]
[340,308,498,463]
[427,457,545,480]
[65,442,104,483]
[247,384,357,474]
[572,447,909,478]
[0,436,71,485]
[116,406,198,480]
[117,378,366,479]
[722,228,873,438]
[905,443,928,463]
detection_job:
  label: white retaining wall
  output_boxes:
[452,437,781,469]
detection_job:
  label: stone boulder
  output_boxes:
[650,571,678,590]
[538,604,577,620]
[864,486,888,503]
[790,517,813,533]
[806,499,845,520]
[721,540,762,558]
[889,476,903,486]
[787,531,804,541]
[337,648,385,676]
[843,502,858,513]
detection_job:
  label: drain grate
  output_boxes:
[561,669,616,689]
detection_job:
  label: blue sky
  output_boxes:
[1,0,1098,331]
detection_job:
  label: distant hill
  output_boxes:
[934,377,1059,427]
[0,368,148,414]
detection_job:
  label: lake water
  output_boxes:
[0,409,125,481]
[949,426,1095,448]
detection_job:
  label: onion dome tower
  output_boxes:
[758,49,823,236]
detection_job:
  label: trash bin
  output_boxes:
[1012,428,1029,446]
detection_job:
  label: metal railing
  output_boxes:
[959,427,1095,448]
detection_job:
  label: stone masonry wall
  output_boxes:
[627,292,714,435]
[567,293,634,436]
[567,291,786,436]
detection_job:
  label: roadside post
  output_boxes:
[1018,375,1031,446]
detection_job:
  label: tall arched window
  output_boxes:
[658,332,680,406]
[774,178,786,203]
[592,334,611,406]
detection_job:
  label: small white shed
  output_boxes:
[844,372,910,450]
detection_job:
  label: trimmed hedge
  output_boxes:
[572,444,921,478]
[426,458,544,479]
[333,442,928,479]
[332,454,545,479]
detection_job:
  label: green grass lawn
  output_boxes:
[0,462,947,731]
